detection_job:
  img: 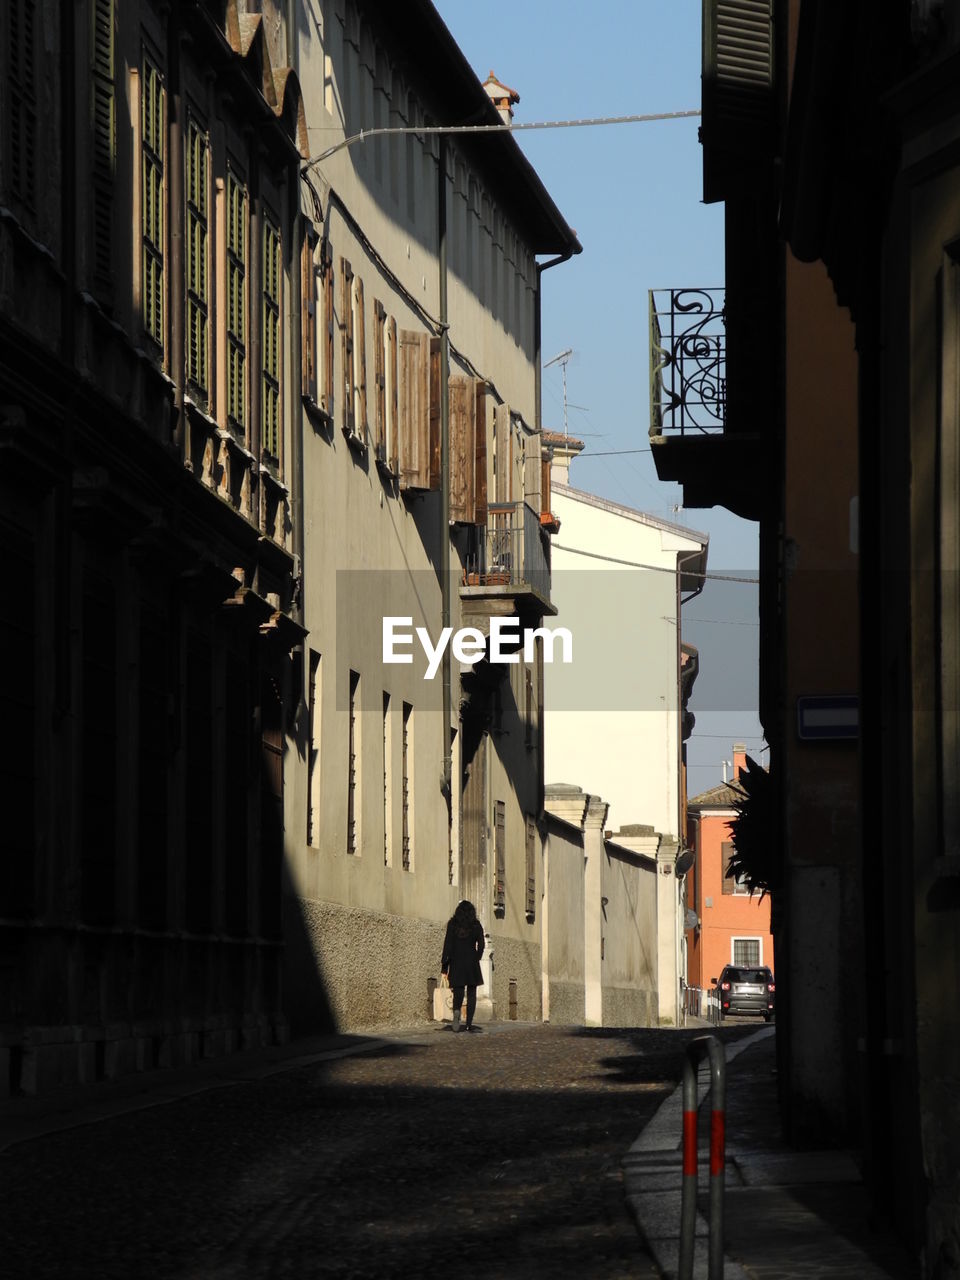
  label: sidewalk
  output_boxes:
[0,1025,433,1153]
[623,1025,920,1279]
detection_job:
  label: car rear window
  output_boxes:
[728,968,771,983]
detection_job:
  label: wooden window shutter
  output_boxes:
[495,403,513,503]
[541,451,552,517]
[302,234,317,401]
[91,0,115,297]
[354,275,367,443]
[494,800,506,914]
[428,338,441,490]
[525,815,536,918]
[398,330,430,489]
[386,316,399,475]
[448,376,476,524]
[321,239,335,416]
[373,300,386,462]
[721,839,735,894]
[339,257,354,435]
[702,0,774,202]
[474,381,488,526]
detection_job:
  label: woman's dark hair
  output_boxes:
[453,899,477,926]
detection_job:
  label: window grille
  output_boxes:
[733,937,761,967]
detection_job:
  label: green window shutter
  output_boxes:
[185,119,208,397]
[91,0,115,294]
[226,172,247,432]
[141,54,164,346]
[702,0,774,202]
[261,218,281,460]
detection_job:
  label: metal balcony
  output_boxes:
[461,501,553,616]
[648,286,763,520]
[649,287,726,439]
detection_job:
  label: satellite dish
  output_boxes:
[685,908,699,931]
[675,849,695,875]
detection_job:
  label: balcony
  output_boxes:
[649,286,763,520]
[461,501,554,618]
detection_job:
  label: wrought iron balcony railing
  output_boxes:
[649,287,726,437]
[463,501,549,601]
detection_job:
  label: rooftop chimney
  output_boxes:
[732,743,748,783]
[483,71,520,124]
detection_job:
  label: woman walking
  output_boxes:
[441,900,485,1032]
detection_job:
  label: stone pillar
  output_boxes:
[583,795,609,1026]
[656,836,680,1025]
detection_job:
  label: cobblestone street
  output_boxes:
[1,1022,757,1279]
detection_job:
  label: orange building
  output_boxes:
[685,745,773,991]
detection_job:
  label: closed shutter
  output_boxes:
[354,275,367,444]
[340,258,354,436]
[494,800,505,914]
[541,451,552,518]
[702,0,774,201]
[321,239,335,416]
[302,235,317,400]
[373,300,386,461]
[495,403,512,503]
[91,0,115,297]
[525,815,536,919]
[386,316,399,474]
[429,338,441,490]
[721,839,735,894]
[398,330,431,489]
[448,375,476,524]
[475,382,488,526]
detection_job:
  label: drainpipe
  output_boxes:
[286,0,305,635]
[533,247,575,816]
[439,135,452,803]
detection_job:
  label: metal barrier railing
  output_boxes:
[679,1035,726,1280]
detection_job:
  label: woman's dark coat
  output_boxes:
[441,916,484,988]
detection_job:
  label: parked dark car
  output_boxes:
[712,965,775,1021]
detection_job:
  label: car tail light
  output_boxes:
[721,981,730,991]
[767,982,776,992]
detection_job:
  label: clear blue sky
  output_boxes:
[434,0,765,788]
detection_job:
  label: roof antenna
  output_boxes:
[544,347,574,442]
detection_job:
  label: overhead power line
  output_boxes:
[305,110,701,168]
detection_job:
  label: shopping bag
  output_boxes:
[433,974,464,1022]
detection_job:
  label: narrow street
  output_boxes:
[2,1023,757,1279]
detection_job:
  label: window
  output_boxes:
[352,275,367,443]
[374,300,387,463]
[91,0,115,294]
[321,239,335,416]
[185,118,209,399]
[141,52,164,346]
[494,800,505,914]
[525,814,536,919]
[307,651,321,846]
[225,169,247,434]
[262,215,281,459]
[401,701,412,870]
[8,0,38,210]
[340,257,355,437]
[720,839,749,894]
[302,234,318,402]
[732,938,762,967]
[347,670,359,855]
[385,315,398,473]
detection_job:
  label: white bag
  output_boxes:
[433,974,464,1022]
